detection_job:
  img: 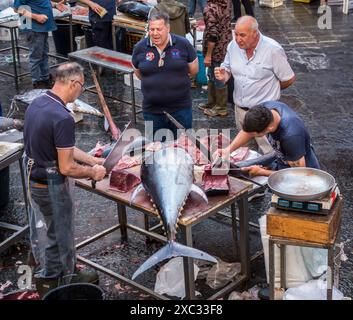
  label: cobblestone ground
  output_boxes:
[1,1,353,300]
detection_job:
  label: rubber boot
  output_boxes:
[204,86,228,117]
[198,81,216,111]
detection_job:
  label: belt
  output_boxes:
[31,182,48,189]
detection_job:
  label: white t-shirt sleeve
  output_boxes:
[272,47,295,82]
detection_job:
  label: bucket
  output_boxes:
[42,283,104,300]
[196,51,207,86]
[52,22,84,56]
[0,166,10,209]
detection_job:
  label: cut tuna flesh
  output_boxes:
[201,164,230,196]
[109,169,141,193]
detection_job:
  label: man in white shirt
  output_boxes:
[215,15,295,153]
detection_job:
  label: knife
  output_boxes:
[91,121,133,188]
[163,111,211,163]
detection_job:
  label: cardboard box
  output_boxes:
[123,73,141,90]
[267,197,342,245]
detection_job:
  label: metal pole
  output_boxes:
[269,238,275,300]
[231,202,239,259]
[237,195,250,279]
[117,203,128,243]
[129,72,137,123]
[10,27,19,90]
[181,225,196,299]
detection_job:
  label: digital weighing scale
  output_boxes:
[271,185,340,215]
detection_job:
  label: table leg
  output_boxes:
[10,28,19,90]
[117,203,128,243]
[231,203,239,260]
[112,25,117,51]
[181,225,195,300]
[269,238,275,300]
[69,15,74,54]
[18,158,29,218]
[280,244,286,290]
[237,195,250,279]
[129,73,137,123]
[14,27,21,66]
[327,246,334,300]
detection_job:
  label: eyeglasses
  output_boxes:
[71,79,86,93]
[158,52,165,68]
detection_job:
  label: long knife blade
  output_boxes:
[163,111,211,163]
[103,121,133,174]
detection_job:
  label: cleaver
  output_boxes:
[92,121,133,188]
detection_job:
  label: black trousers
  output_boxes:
[91,20,113,50]
[232,0,254,22]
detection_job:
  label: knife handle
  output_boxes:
[91,180,96,189]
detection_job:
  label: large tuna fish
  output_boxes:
[131,147,217,280]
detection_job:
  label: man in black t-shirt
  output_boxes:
[132,11,199,140]
[24,62,106,297]
[216,101,320,177]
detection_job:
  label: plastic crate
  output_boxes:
[125,31,144,54]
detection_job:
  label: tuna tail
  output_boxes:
[132,241,217,280]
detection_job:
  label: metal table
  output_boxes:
[75,169,253,300]
[0,19,68,91]
[69,46,140,123]
[0,142,29,254]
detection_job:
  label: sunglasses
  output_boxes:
[158,52,166,68]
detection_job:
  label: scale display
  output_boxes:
[277,198,322,213]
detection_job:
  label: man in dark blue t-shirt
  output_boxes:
[132,11,199,140]
[24,62,106,297]
[78,0,116,49]
[217,101,320,176]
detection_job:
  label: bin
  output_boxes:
[196,51,207,86]
[0,166,10,209]
[42,283,104,300]
[52,21,84,56]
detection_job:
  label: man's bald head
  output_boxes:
[234,16,260,50]
[235,16,259,32]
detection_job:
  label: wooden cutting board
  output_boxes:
[0,141,23,162]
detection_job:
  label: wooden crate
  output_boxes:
[267,197,342,245]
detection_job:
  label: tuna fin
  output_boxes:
[130,184,145,205]
[190,184,208,203]
[132,241,217,280]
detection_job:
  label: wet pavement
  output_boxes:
[1,1,353,300]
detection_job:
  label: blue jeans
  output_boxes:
[188,0,206,17]
[26,31,49,84]
[143,108,192,141]
[208,61,226,89]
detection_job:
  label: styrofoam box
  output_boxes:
[0,28,18,41]
[123,73,141,90]
[259,0,283,8]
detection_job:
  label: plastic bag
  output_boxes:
[259,215,312,288]
[284,280,344,300]
[154,257,200,299]
[206,258,241,290]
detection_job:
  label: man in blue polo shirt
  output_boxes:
[78,0,116,49]
[132,11,199,140]
[216,101,320,176]
[13,1,65,88]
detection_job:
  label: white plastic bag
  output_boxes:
[284,279,344,300]
[259,215,312,288]
[154,257,200,299]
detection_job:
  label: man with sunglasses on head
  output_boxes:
[132,11,199,141]
[23,62,106,298]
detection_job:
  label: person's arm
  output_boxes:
[204,41,215,67]
[77,0,103,15]
[280,75,296,89]
[74,147,104,166]
[287,156,306,167]
[57,147,106,180]
[134,68,142,80]
[14,7,48,24]
[188,58,199,77]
